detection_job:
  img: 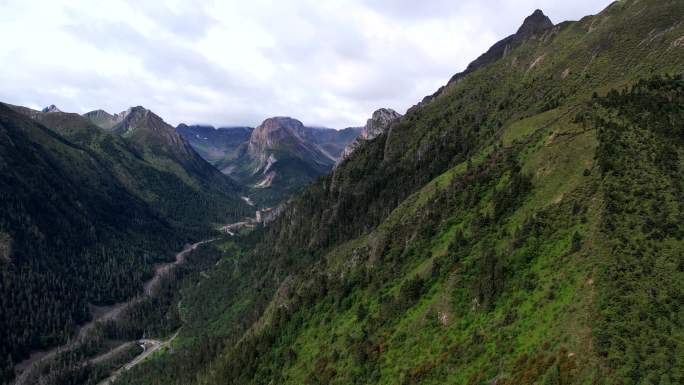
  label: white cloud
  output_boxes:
[0,0,614,128]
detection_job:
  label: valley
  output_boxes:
[1,0,683,384]
[11,240,213,385]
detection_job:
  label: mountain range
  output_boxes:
[1,0,683,384]
[0,101,253,383]
[177,118,361,206]
[111,2,684,385]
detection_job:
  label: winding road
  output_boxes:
[96,330,180,385]
[12,240,214,385]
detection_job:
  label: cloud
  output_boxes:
[0,0,614,128]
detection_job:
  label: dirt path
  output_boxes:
[12,240,214,385]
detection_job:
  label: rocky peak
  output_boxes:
[249,117,307,151]
[246,116,336,176]
[338,108,402,163]
[516,9,553,37]
[258,117,306,135]
[41,104,62,113]
[361,108,402,141]
[114,106,170,134]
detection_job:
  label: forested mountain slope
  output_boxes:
[117,1,684,384]
[0,103,251,384]
[38,106,251,226]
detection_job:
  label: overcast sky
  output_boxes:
[0,0,614,128]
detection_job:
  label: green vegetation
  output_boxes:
[2,1,683,384]
[0,104,250,384]
[116,1,684,384]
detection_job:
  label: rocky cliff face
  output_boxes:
[215,116,353,206]
[515,9,554,37]
[339,108,401,163]
[247,116,335,173]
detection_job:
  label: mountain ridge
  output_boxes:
[112,1,684,384]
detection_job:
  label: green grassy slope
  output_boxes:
[117,1,684,384]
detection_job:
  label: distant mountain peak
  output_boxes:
[110,106,174,136]
[41,104,61,113]
[259,117,305,131]
[248,116,308,159]
[516,9,553,37]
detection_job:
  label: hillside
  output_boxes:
[0,103,180,384]
[79,106,252,226]
[115,1,684,385]
[0,103,252,384]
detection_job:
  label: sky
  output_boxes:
[0,0,614,129]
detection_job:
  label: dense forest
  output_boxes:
[2,0,683,384]
[114,0,684,383]
[0,103,249,384]
[118,75,683,385]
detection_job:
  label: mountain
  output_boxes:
[187,117,361,206]
[82,109,119,129]
[0,101,254,383]
[83,106,250,202]
[176,124,253,165]
[114,2,684,385]
[41,104,61,113]
[226,117,336,205]
[422,9,554,105]
[338,108,401,163]
[0,102,181,383]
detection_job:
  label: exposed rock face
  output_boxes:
[516,9,554,37]
[41,105,62,113]
[214,116,351,205]
[247,117,335,173]
[339,108,402,163]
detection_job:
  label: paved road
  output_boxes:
[97,331,180,385]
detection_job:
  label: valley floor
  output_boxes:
[12,240,214,385]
